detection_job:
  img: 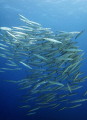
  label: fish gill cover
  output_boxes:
[0,14,87,118]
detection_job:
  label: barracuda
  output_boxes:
[0,14,86,116]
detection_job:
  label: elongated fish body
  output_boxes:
[68,99,87,103]
[75,30,85,39]
[83,91,87,97]
[20,61,32,69]
[68,104,82,109]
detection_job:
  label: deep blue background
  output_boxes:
[0,0,87,120]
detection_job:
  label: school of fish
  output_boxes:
[0,14,87,116]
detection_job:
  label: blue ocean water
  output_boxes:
[0,0,87,120]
